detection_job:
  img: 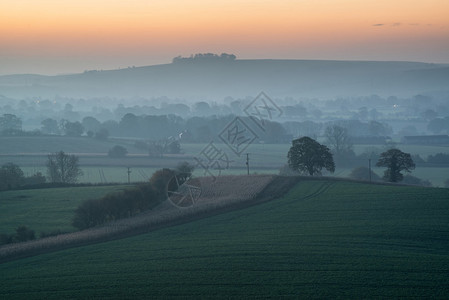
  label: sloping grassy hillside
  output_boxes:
[1,60,447,99]
[1,180,448,298]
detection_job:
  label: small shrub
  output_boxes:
[108,145,128,158]
[23,172,46,186]
[175,162,195,183]
[14,225,35,242]
[149,168,176,199]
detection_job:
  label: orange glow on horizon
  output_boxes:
[1,0,448,74]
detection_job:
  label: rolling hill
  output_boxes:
[1,59,448,99]
[1,178,448,298]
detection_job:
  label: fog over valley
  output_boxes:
[1,54,449,299]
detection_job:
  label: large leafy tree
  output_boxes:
[47,151,83,183]
[0,114,22,131]
[287,137,335,176]
[60,120,84,137]
[376,148,415,182]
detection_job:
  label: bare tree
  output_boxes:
[324,125,353,155]
[47,151,83,183]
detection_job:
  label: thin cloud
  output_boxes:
[373,22,408,28]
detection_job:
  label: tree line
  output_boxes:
[2,112,395,145]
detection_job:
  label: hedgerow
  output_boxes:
[72,183,159,230]
[0,175,281,262]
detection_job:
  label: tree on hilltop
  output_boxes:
[172,53,236,63]
[287,137,335,176]
[376,148,415,183]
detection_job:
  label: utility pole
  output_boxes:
[127,167,131,184]
[246,153,250,175]
[368,159,372,183]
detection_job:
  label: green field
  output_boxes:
[0,185,129,236]
[21,166,159,184]
[1,180,448,298]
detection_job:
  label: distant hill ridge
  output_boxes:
[0,59,448,99]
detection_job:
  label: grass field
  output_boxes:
[1,180,448,298]
[0,185,129,236]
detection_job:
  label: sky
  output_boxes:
[1,0,449,75]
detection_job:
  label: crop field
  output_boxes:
[0,175,277,260]
[0,185,129,236]
[1,180,448,298]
